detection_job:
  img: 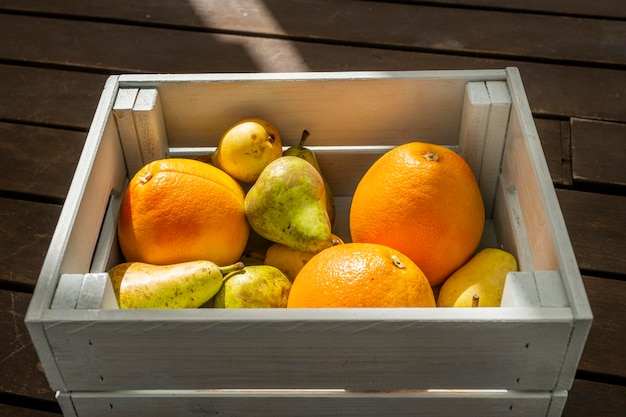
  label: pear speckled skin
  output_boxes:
[107,260,243,309]
[244,156,334,254]
[213,265,292,308]
[283,130,336,226]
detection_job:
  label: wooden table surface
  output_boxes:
[0,1,624,416]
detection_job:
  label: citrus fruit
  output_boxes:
[213,117,283,183]
[117,158,249,266]
[349,142,485,286]
[287,242,435,308]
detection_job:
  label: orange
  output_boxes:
[349,142,484,286]
[118,158,249,266]
[287,242,435,308]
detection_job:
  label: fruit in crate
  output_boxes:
[244,156,334,254]
[350,142,485,286]
[264,234,344,282]
[283,130,336,225]
[117,158,249,266]
[287,242,436,308]
[107,260,244,309]
[213,117,283,183]
[437,248,518,307]
[213,265,292,308]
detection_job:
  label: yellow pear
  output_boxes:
[213,265,292,308]
[107,260,243,309]
[437,248,518,307]
[265,234,344,282]
[213,118,282,183]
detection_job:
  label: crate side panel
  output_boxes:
[501,109,558,272]
[44,310,572,392]
[65,390,553,417]
[155,77,471,148]
[24,76,122,391]
[504,68,592,390]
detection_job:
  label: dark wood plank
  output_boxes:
[563,379,626,417]
[556,189,626,276]
[534,118,565,185]
[409,0,626,19]
[0,123,85,201]
[3,0,625,20]
[571,118,626,187]
[0,289,55,401]
[0,198,61,289]
[1,20,626,123]
[1,0,624,66]
[578,276,626,377]
[0,404,61,417]
[0,64,108,129]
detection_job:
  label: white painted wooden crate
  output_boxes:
[26,68,592,417]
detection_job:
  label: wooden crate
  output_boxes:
[26,68,592,417]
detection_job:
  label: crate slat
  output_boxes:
[60,389,563,417]
[41,307,573,392]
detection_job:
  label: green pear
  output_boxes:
[213,265,292,308]
[244,155,334,253]
[283,130,336,225]
[107,260,244,309]
[437,248,518,307]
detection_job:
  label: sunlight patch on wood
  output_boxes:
[189,0,309,72]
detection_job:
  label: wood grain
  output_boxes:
[2,0,624,19]
[578,276,626,378]
[0,1,624,415]
[406,0,626,19]
[0,123,85,201]
[571,118,626,187]
[0,198,61,288]
[533,118,564,185]
[1,0,624,66]
[563,379,626,417]
[0,290,55,401]
[556,189,626,276]
[0,15,625,122]
[62,389,557,417]
[0,404,61,417]
[0,64,107,129]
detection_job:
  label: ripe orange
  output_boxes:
[349,142,485,286]
[117,158,249,266]
[287,243,435,308]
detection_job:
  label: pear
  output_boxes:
[437,248,518,307]
[213,118,283,183]
[107,260,244,309]
[244,156,334,253]
[213,265,292,308]
[284,130,336,225]
[264,234,344,282]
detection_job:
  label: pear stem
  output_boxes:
[472,294,480,307]
[298,129,310,147]
[222,268,246,283]
[218,262,245,277]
